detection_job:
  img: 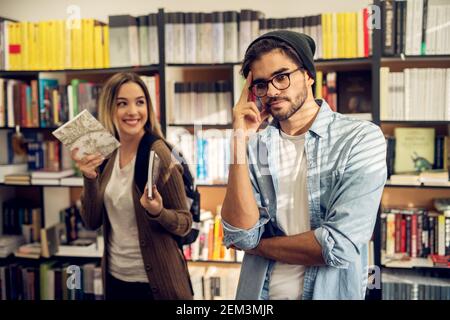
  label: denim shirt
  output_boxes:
[222,100,387,300]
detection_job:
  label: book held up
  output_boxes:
[51,109,120,159]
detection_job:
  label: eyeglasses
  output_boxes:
[249,68,303,98]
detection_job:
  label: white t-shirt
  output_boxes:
[268,130,310,300]
[104,153,148,283]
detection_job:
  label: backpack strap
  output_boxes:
[134,133,159,194]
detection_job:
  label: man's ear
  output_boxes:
[306,72,315,87]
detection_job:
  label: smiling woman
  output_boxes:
[70,72,194,300]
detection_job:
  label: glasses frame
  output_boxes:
[249,68,303,98]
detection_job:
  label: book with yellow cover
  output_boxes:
[394,127,435,173]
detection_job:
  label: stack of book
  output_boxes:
[0,163,27,183]
[30,169,74,186]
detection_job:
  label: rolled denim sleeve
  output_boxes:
[314,124,387,268]
[222,206,270,250]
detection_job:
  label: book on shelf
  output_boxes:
[381,207,450,259]
[31,168,74,179]
[182,208,240,263]
[14,242,41,259]
[0,235,24,258]
[430,254,450,267]
[388,170,449,186]
[169,81,232,125]
[59,176,83,187]
[167,127,230,184]
[108,15,140,67]
[4,173,31,185]
[337,70,372,121]
[40,224,60,258]
[2,200,42,243]
[52,109,120,160]
[0,78,39,128]
[187,264,240,300]
[380,0,450,56]
[31,178,60,186]
[382,268,450,300]
[394,127,435,174]
[380,67,450,121]
[0,18,109,70]
[164,8,371,64]
[0,260,104,300]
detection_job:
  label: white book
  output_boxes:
[31,168,74,179]
[31,178,60,186]
[147,150,161,198]
[0,79,4,127]
[6,80,15,127]
[60,176,83,186]
[52,109,120,159]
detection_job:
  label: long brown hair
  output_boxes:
[98,72,164,141]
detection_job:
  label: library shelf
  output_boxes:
[0,65,161,76]
[168,124,233,129]
[382,257,450,271]
[381,121,450,125]
[384,182,450,189]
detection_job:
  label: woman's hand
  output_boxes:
[140,184,164,216]
[71,148,104,179]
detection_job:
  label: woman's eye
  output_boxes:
[137,100,145,105]
[117,102,126,107]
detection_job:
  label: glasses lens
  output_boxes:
[254,83,268,97]
[273,74,290,90]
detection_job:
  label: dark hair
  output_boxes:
[241,38,305,78]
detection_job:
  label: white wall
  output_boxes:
[0,0,371,22]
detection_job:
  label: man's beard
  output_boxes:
[265,80,307,121]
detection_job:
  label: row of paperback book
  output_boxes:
[0,261,103,300]
[0,74,160,128]
[382,268,450,300]
[164,8,372,64]
[380,67,450,121]
[380,207,450,258]
[168,81,232,125]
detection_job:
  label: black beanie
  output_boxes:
[243,30,316,80]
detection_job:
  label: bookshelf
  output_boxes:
[1,2,450,301]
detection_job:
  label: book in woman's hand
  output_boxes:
[52,110,120,159]
[147,150,161,198]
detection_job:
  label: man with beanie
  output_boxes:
[221,31,387,300]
